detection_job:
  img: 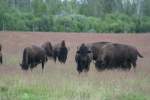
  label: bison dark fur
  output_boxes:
[20,45,48,71]
[96,43,143,70]
[75,43,92,73]
[41,41,54,59]
[53,40,68,63]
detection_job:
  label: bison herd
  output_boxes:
[20,40,68,71]
[0,41,143,74]
[75,42,143,73]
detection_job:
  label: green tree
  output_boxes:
[0,0,9,31]
[32,0,48,17]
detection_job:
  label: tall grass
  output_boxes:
[0,69,149,100]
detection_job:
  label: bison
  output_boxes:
[75,43,92,73]
[20,45,48,71]
[95,43,143,70]
[53,40,68,63]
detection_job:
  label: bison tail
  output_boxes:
[137,51,143,58]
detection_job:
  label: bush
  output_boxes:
[135,16,150,33]
[0,11,150,33]
[52,15,92,32]
[99,13,136,33]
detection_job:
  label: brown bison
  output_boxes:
[0,44,2,64]
[75,41,143,72]
[75,43,93,73]
[20,45,48,71]
[53,40,68,63]
[95,43,143,70]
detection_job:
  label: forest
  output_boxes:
[0,0,150,33]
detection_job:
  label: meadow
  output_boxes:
[0,32,149,100]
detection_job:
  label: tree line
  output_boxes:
[0,0,150,33]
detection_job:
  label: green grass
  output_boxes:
[0,73,149,100]
[0,52,149,100]
[118,93,147,100]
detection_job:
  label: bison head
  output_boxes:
[20,63,29,70]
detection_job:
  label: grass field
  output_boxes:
[0,32,150,100]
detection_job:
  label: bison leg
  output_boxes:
[130,57,137,69]
[53,51,58,62]
[101,55,112,69]
[30,63,35,69]
[126,61,132,70]
[84,65,89,72]
[102,59,109,69]
[29,63,35,72]
[108,60,116,69]
[1,56,2,64]
[0,56,2,64]
[45,56,48,62]
[95,60,105,71]
[132,61,137,69]
[130,60,137,72]
[53,56,57,62]
[77,66,83,74]
[121,61,131,71]
[42,62,45,71]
